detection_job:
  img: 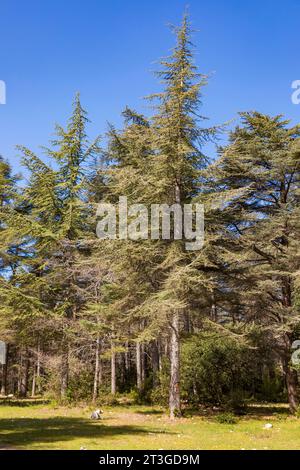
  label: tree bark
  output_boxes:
[17,354,22,396]
[31,361,36,398]
[92,335,101,403]
[19,350,29,398]
[111,342,116,395]
[169,311,181,418]
[0,344,9,396]
[141,343,145,384]
[136,342,142,391]
[60,343,69,400]
[22,358,29,397]
[125,341,130,372]
[151,341,160,387]
[98,352,102,386]
[31,342,41,397]
[282,351,299,413]
[36,341,41,394]
[169,182,182,418]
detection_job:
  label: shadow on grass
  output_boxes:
[0,416,172,447]
[0,399,51,407]
[136,409,164,416]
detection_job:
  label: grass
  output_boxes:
[0,400,299,450]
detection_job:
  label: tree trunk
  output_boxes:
[92,336,101,403]
[169,311,181,418]
[111,343,116,395]
[1,344,9,396]
[31,369,36,397]
[125,341,130,372]
[169,183,182,418]
[281,333,299,413]
[136,342,142,391]
[60,343,69,400]
[17,354,22,396]
[159,341,163,373]
[36,342,41,394]
[19,351,29,398]
[31,342,41,397]
[24,354,29,396]
[99,353,102,386]
[141,343,145,384]
[151,341,160,387]
[282,355,299,413]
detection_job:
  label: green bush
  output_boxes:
[215,412,238,424]
[181,331,255,406]
[66,369,94,402]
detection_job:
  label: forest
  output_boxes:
[0,15,299,420]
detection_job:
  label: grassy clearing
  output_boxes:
[0,400,299,450]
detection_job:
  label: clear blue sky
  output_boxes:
[1,0,300,174]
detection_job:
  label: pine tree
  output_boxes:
[144,15,218,417]
[100,15,216,417]
[0,156,18,395]
[212,112,300,411]
[2,95,101,399]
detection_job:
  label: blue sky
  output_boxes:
[1,0,300,175]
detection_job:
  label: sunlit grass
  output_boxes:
[0,401,299,450]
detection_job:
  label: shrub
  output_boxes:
[215,412,238,424]
[181,330,255,406]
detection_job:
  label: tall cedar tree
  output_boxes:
[148,16,211,417]
[0,157,18,394]
[211,112,300,411]
[102,16,216,417]
[3,96,100,398]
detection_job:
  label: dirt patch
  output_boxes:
[0,445,18,450]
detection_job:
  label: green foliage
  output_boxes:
[215,412,238,424]
[66,370,94,403]
[181,331,253,406]
[0,14,299,415]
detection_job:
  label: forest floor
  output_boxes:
[0,400,299,450]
